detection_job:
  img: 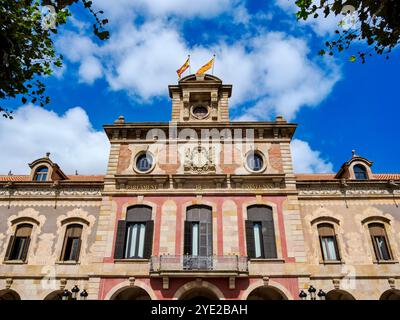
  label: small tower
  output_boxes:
[168,74,232,123]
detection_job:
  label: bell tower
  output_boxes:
[168,74,232,122]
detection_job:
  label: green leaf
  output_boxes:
[349,55,356,62]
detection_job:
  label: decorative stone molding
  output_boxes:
[356,207,399,262]
[60,279,67,290]
[388,278,396,289]
[53,208,96,265]
[229,277,236,290]
[0,187,102,197]
[129,277,135,287]
[298,184,400,197]
[184,145,216,174]
[163,277,169,290]
[263,276,269,287]
[5,278,13,289]
[332,279,340,290]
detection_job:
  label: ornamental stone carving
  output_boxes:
[184,146,216,173]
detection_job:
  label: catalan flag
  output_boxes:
[176,56,190,79]
[196,56,215,75]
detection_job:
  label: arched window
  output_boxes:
[34,166,49,181]
[368,223,392,261]
[354,164,368,180]
[114,205,154,259]
[60,224,83,262]
[318,223,340,261]
[245,205,277,259]
[5,224,33,261]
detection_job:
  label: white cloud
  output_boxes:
[56,32,103,84]
[291,139,333,173]
[275,0,342,36]
[58,21,340,120]
[93,0,238,21]
[0,105,109,175]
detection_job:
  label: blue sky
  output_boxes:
[1,0,399,175]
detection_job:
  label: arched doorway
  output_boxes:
[326,289,355,300]
[0,289,21,300]
[44,290,71,300]
[111,286,151,300]
[380,289,400,300]
[180,288,219,301]
[246,286,288,300]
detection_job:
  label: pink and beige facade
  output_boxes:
[0,75,399,300]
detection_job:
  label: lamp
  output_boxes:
[61,289,70,301]
[317,289,326,300]
[80,289,88,300]
[308,285,317,300]
[299,290,307,300]
[71,285,80,300]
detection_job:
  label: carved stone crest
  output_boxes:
[184,146,215,173]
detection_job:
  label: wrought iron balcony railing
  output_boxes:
[150,255,248,273]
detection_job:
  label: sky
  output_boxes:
[1,0,399,175]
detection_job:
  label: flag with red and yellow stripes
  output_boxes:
[176,57,190,79]
[196,57,214,75]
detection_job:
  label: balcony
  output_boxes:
[150,255,248,277]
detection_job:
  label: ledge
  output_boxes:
[373,260,398,265]
[55,261,80,265]
[2,260,26,265]
[248,259,285,263]
[319,260,344,265]
[114,259,150,263]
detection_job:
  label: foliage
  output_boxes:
[295,0,400,62]
[0,0,109,119]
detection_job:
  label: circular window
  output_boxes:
[135,153,153,173]
[192,105,209,119]
[246,152,264,172]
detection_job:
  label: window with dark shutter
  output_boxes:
[114,220,127,259]
[143,220,154,259]
[317,223,340,261]
[60,224,83,262]
[369,223,392,261]
[7,224,33,261]
[245,220,256,258]
[246,205,277,259]
[114,205,154,260]
[184,221,193,255]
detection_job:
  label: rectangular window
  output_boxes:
[321,236,339,261]
[125,223,146,258]
[253,222,264,258]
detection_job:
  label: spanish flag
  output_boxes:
[196,56,214,75]
[176,56,190,79]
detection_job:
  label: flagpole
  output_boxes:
[188,54,191,75]
[212,54,215,75]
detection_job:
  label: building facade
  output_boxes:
[0,75,399,300]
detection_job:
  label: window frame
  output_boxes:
[244,151,266,173]
[368,223,393,262]
[353,164,368,180]
[34,166,49,182]
[5,223,33,262]
[60,224,83,262]
[133,152,155,174]
[317,223,341,262]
